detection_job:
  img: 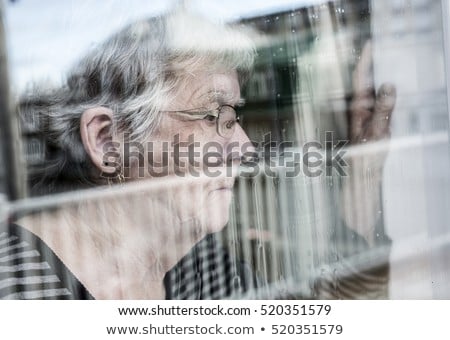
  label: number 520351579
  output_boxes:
[271,324,343,335]
[260,304,331,316]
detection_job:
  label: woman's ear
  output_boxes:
[80,107,119,176]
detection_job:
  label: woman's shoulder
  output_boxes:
[0,222,94,300]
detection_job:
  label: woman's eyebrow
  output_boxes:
[201,90,245,106]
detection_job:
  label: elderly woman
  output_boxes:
[1,7,395,300]
[2,8,259,299]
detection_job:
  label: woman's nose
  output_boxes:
[225,124,256,165]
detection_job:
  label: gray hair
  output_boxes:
[20,9,256,196]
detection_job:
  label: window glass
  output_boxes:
[0,0,449,299]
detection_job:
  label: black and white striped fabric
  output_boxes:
[164,234,258,299]
[0,223,93,299]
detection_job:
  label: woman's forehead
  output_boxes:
[182,71,241,106]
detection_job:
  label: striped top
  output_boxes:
[0,223,93,299]
[164,234,258,299]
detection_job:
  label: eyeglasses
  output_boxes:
[166,104,241,138]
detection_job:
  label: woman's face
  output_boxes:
[134,69,253,235]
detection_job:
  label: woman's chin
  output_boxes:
[203,189,233,233]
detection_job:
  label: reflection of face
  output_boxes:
[137,69,252,234]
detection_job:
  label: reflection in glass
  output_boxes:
[0,0,449,299]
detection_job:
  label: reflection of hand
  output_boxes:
[349,41,396,158]
[341,41,396,246]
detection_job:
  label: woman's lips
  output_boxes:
[211,180,235,192]
[215,187,232,191]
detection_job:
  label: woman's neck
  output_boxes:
[15,196,203,299]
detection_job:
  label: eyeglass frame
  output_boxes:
[163,104,242,138]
